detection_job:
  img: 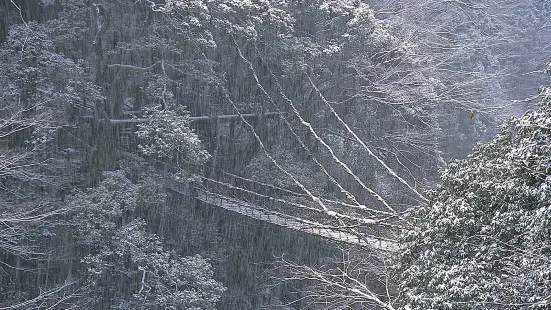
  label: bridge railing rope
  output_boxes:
[196,188,397,252]
[195,185,398,250]
[159,160,393,218]
[195,188,387,247]
[157,160,397,250]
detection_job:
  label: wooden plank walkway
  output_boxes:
[195,189,397,252]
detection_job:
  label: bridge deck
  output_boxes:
[196,189,397,252]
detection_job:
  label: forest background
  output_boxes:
[0,0,550,309]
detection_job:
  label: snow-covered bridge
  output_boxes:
[195,188,397,252]
[164,172,397,252]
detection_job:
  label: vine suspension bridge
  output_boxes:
[162,164,398,253]
[101,112,400,253]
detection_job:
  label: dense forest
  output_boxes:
[0,0,550,309]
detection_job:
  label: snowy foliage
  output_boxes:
[0,22,98,147]
[70,169,225,309]
[396,91,551,309]
[136,106,210,166]
[152,0,293,46]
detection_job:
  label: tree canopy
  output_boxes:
[397,87,551,309]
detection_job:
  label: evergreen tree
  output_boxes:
[70,169,225,309]
[396,86,551,309]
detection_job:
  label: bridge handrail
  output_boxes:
[196,188,398,251]
[158,162,400,245]
[155,160,397,217]
[198,188,365,232]
[197,188,373,247]
[201,177,400,230]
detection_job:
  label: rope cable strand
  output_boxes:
[306,74,428,202]
[200,176,402,227]
[232,39,397,214]
[158,158,397,218]
[195,188,397,251]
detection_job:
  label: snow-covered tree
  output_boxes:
[70,169,225,309]
[396,86,551,309]
[137,106,209,166]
